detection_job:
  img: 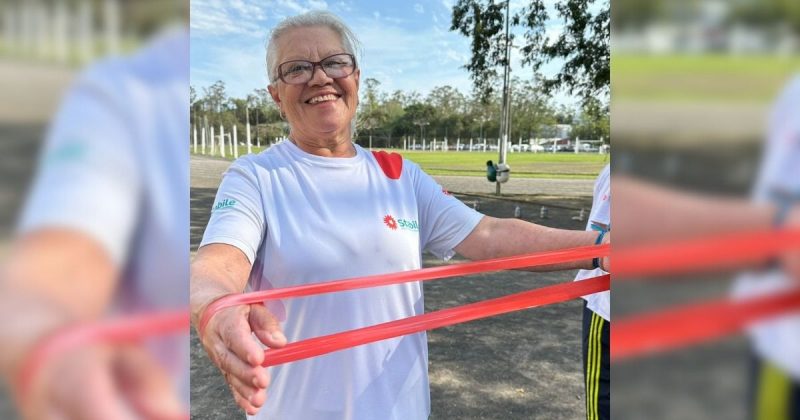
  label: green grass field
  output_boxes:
[396,150,608,179]
[612,54,800,102]
[195,146,609,179]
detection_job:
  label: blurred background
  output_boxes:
[0,1,186,418]
[612,0,799,191]
[612,0,799,419]
[0,0,184,238]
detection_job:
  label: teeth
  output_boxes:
[308,94,338,104]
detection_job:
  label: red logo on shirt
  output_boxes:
[383,215,398,230]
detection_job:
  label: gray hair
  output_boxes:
[266,11,361,85]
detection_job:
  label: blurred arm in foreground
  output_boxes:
[613,76,800,418]
[0,28,189,419]
[614,76,800,282]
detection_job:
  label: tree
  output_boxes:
[510,77,556,140]
[229,98,249,124]
[727,0,800,34]
[450,1,512,103]
[357,78,388,140]
[203,80,227,114]
[190,85,197,106]
[571,97,609,141]
[451,0,609,104]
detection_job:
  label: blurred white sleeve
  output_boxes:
[17,68,141,266]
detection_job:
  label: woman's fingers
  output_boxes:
[249,303,287,349]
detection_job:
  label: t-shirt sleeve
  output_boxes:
[199,158,265,264]
[17,67,141,266]
[589,165,611,226]
[410,162,483,260]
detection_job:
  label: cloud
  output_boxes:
[308,0,328,10]
[192,41,270,98]
[191,0,266,38]
[445,49,466,62]
[349,16,476,95]
[335,1,353,12]
[278,0,306,14]
[190,0,581,105]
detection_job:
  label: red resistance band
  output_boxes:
[614,228,800,280]
[198,243,610,336]
[612,228,800,361]
[262,274,609,367]
[199,245,610,367]
[612,287,800,361]
[16,310,189,420]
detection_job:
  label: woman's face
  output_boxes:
[268,25,360,145]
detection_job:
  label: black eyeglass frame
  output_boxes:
[273,53,357,85]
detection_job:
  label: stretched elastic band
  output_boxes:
[198,244,610,336]
[614,228,800,280]
[612,287,800,361]
[261,274,609,366]
[17,310,189,414]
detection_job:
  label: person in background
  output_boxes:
[575,164,610,420]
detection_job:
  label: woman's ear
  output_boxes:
[267,84,281,107]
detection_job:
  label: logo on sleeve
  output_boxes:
[212,198,237,212]
[45,141,87,166]
[383,214,419,231]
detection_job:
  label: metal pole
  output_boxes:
[497,0,512,195]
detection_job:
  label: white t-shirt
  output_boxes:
[574,164,610,321]
[17,29,190,401]
[200,141,483,420]
[733,75,800,380]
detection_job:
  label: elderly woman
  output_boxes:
[190,10,608,419]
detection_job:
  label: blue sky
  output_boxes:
[190,0,576,105]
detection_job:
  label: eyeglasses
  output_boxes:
[275,53,357,85]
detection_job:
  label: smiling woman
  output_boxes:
[190,10,608,420]
[266,23,360,156]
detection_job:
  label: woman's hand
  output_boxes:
[198,302,286,415]
[20,343,184,420]
[191,243,288,415]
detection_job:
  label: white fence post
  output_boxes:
[219,125,226,158]
[233,125,239,159]
[210,126,215,155]
[246,120,252,154]
[103,0,120,55]
[201,126,206,154]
